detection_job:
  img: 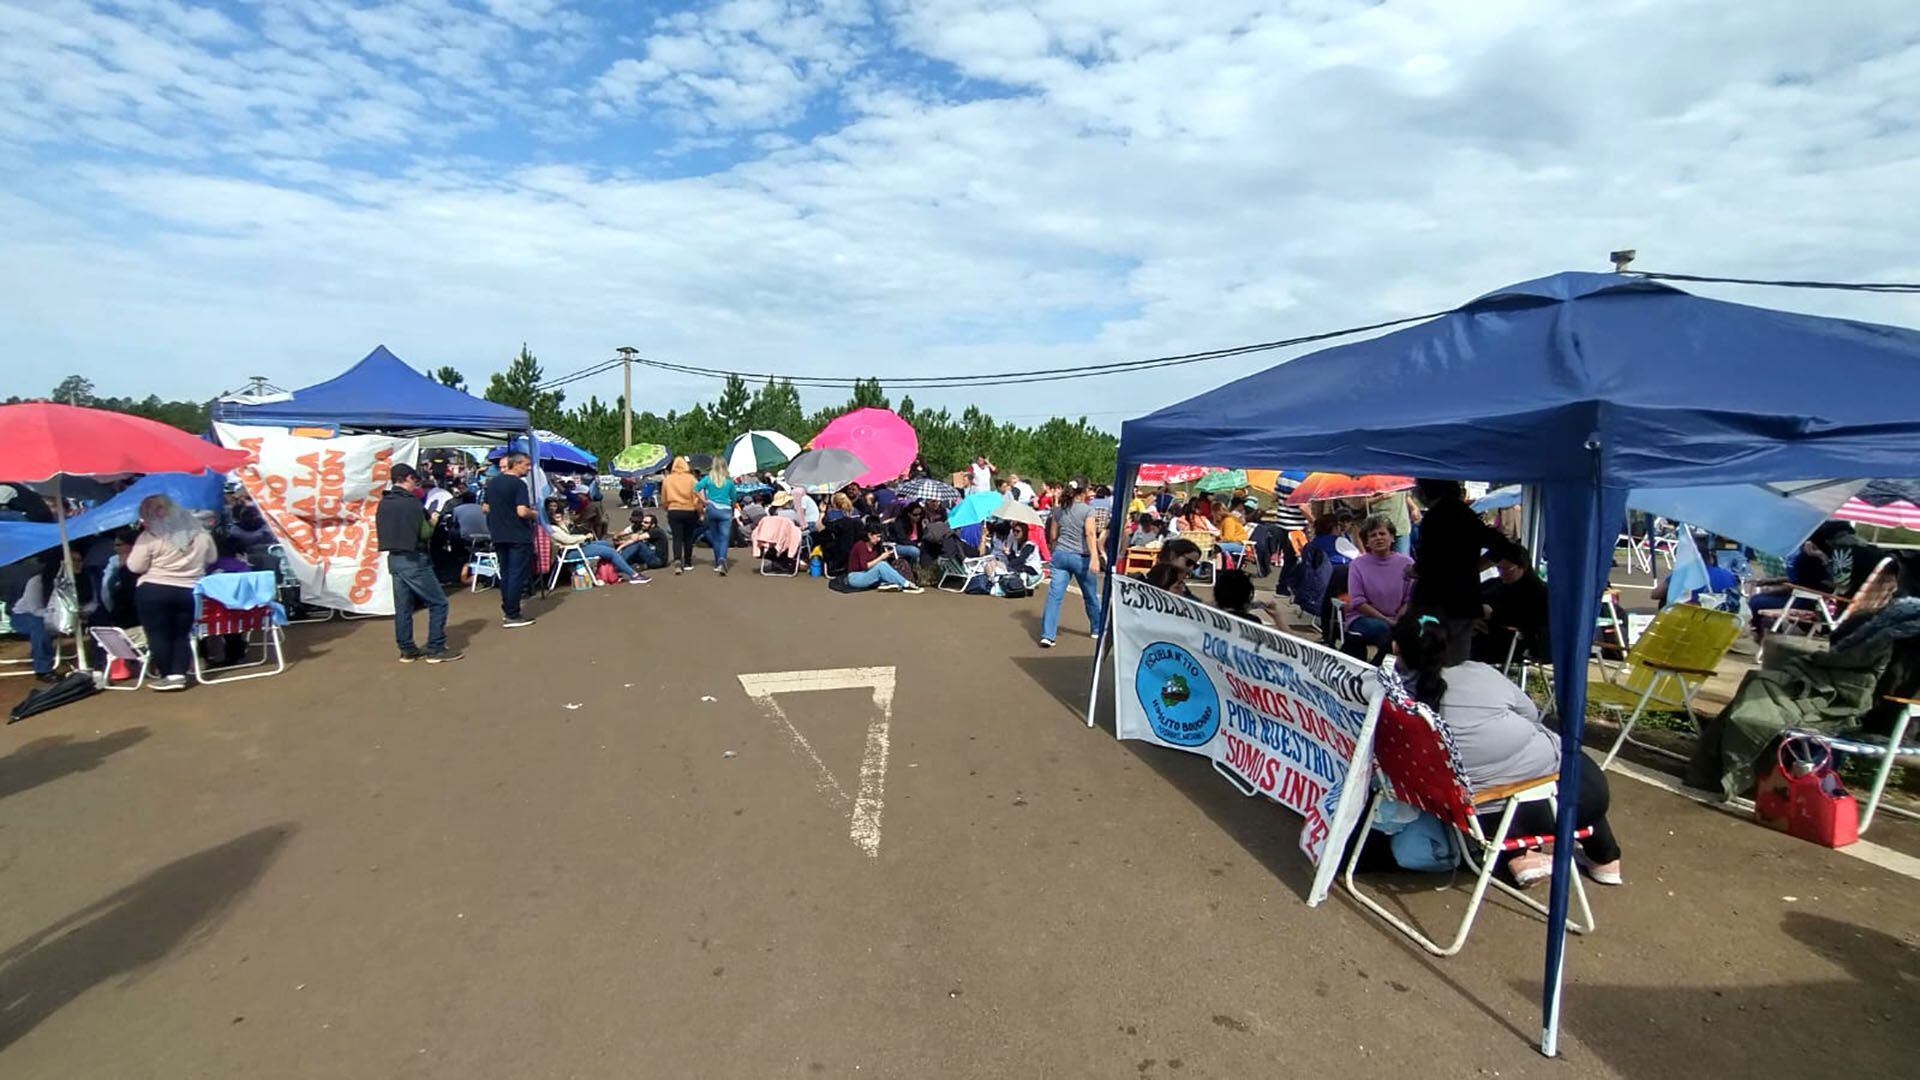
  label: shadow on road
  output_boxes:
[0,824,295,1052]
[1011,652,1317,901]
[0,728,152,802]
[1516,911,1920,1071]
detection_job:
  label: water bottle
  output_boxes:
[810,554,823,577]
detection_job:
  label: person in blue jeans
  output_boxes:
[1040,480,1105,647]
[696,463,738,576]
[846,523,923,593]
[483,453,538,628]
[376,464,462,662]
[6,560,60,682]
[544,499,651,584]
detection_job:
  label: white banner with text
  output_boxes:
[1110,577,1382,905]
[215,423,418,615]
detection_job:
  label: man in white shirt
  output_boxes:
[1008,474,1035,504]
[969,454,994,493]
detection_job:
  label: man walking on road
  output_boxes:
[377,464,463,663]
[484,451,538,629]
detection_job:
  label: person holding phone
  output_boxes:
[845,522,923,593]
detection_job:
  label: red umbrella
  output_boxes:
[1284,471,1415,506]
[0,403,253,672]
[809,408,918,487]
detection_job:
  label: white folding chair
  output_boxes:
[191,594,287,685]
[1326,596,1348,651]
[549,542,599,590]
[89,626,149,691]
[1344,683,1594,957]
[937,555,993,593]
[467,538,500,592]
[1615,532,1651,575]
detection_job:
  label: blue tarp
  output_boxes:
[0,472,225,567]
[490,435,595,472]
[1107,271,1920,1053]
[210,345,529,433]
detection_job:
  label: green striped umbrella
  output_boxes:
[1193,469,1248,494]
[724,430,801,475]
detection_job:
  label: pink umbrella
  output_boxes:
[1137,463,1220,485]
[810,408,918,486]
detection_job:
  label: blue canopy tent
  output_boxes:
[1102,271,1920,1054]
[210,345,531,438]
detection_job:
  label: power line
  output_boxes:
[536,305,1456,393]
[1631,270,1920,294]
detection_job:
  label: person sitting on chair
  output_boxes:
[1344,514,1414,663]
[845,522,923,593]
[1475,542,1550,665]
[1215,505,1249,564]
[544,498,650,584]
[1393,613,1623,889]
[1213,568,1280,625]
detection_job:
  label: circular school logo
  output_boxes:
[1133,641,1221,747]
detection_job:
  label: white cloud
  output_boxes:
[1,0,1918,427]
[590,0,873,131]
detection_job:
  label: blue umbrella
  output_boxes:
[490,435,596,473]
[1473,485,1523,512]
[946,490,1004,528]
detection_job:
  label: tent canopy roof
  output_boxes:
[212,345,529,434]
[1120,272,1920,489]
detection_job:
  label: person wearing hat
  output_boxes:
[377,463,462,663]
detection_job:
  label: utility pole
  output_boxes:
[615,347,639,448]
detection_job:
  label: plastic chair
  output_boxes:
[192,596,287,685]
[1771,556,1895,636]
[88,626,149,691]
[1343,682,1594,956]
[1592,604,1741,769]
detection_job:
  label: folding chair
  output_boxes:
[1122,546,1158,577]
[192,594,287,685]
[0,602,66,678]
[1499,627,1552,697]
[88,626,149,691]
[548,542,600,590]
[1591,604,1741,770]
[1615,532,1652,575]
[1180,531,1219,585]
[1794,696,1920,834]
[265,544,335,624]
[937,554,992,593]
[1325,596,1349,651]
[1771,556,1895,636]
[1590,589,1631,678]
[468,537,501,591]
[1343,683,1593,956]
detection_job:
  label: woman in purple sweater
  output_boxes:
[1344,515,1414,661]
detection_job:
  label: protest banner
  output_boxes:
[1109,577,1382,905]
[215,423,418,615]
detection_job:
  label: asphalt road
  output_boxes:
[1,568,1915,1078]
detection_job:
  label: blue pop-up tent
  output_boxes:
[1103,271,1920,1054]
[210,345,530,436]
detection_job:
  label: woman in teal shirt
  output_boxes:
[695,463,738,575]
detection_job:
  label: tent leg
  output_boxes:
[1086,596,1113,728]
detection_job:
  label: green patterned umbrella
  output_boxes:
[611,443,670,476]
[1193,469,1248,494]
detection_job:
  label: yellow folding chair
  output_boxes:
[1591,603,1740,770]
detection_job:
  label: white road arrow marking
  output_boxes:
[737,666,897,857]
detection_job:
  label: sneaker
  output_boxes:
[398,647,425,663]
[876,583,901,592]
[34,671,58,684]
[713,564,725,574]
[717,564,728,576]
[629,575,652,585]
[152,674,189,692]
[1507,851,1552,888]
[1039,638,1055,648]
[424,649,465,664]
[674,566,684,575]
[902,583,924,594]
[502,617,536,629]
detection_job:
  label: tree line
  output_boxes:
[470,345,1119,483]
[19,348,1122,484]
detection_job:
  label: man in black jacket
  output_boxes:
[1410,478,1512,663]
[377,464,461,664]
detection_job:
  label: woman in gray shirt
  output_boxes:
[1039,479,1104,648]
[1393,614,1623,888]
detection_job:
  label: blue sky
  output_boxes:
[3,0,1918,426]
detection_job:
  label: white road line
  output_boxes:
[1608,758,1920,882]
[738,667,896,858]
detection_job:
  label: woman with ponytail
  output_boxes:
[1390,612,1624,889]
